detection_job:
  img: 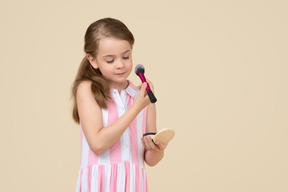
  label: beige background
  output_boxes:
[1,0,287,191]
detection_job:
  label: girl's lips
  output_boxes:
[116,72,125,76]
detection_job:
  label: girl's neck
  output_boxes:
[109,80,129,93]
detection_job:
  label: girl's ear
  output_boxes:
[87,54,98,69]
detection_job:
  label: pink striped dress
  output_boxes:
[76,81,148,192]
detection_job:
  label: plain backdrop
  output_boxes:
[1,0,287,191]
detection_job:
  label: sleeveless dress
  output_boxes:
[75,81,148,192]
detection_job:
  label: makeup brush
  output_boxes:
[135,64,157,103]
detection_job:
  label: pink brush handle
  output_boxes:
[138,73,151,92]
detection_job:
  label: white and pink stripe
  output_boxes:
[76,81,148,192]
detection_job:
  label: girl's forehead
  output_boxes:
[97,37,132,56]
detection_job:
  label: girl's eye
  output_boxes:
[123,56,129,60]
[106,60,114,63]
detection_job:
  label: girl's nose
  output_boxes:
[116,60,124,68]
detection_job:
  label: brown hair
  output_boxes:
[72,18,135,123]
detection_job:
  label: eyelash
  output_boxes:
[106,56,129,64]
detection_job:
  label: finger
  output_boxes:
[139,82,147,96]
[155,141,167,150]
[146,80,154,92]
[143,137,151,150]
[146,79,152,86]
[145,136,158,151]
[141,138,147,149]
[141,137,148,149]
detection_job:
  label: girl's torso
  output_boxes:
[76,81,148,192]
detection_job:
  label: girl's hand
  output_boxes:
[137,79,155,93]
[141,136,167,153]
[134,79,155,109]
[134,80,156,111]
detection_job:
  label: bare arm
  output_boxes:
[141,81,167,166]
[77,81,150,155]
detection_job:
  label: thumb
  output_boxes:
[139,82,147,96]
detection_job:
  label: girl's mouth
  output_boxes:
[116,72,125,76]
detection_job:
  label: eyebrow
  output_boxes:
[102,50,131,58]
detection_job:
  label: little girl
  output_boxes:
[72,18,167,192]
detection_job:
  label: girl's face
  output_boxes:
[89,37,133,90]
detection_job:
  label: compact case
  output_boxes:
[143,129,175,145]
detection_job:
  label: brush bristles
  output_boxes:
[135,64,145,76]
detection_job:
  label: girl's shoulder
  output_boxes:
[78,80,92,90]
[77,80,93,97]
[76,80,102,109]
[78,80,92,88]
